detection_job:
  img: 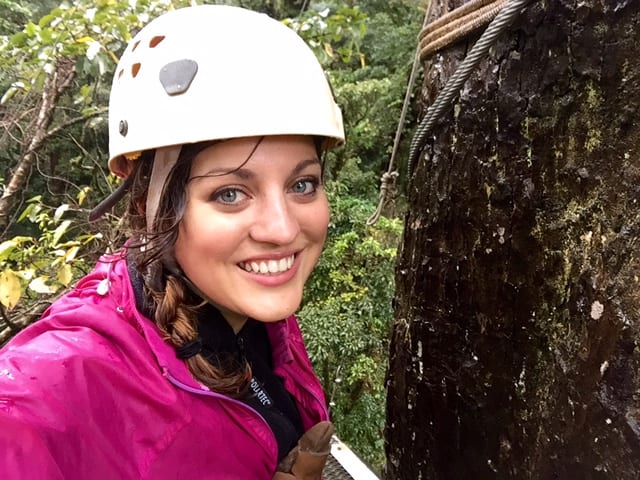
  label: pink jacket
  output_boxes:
[0,251,328,479]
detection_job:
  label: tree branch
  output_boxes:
[43,107,107,142]
[0,56,77,231]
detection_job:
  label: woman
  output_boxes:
[0,5,344,479]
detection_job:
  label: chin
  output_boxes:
[253,309,296,323]
[247,301,299,323]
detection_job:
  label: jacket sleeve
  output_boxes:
[0,415,65,479]
[0,302,132,478]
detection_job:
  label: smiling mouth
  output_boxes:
[239,254,295,275]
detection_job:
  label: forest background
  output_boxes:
[0,0,425,473]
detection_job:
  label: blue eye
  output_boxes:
[214,188,245,204]
[292,178,318,195]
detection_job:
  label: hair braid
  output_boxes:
[153,273,251,398]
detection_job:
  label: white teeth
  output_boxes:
[240,255,295,275]
[278,258,287,271]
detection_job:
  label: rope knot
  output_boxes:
[367,170,399,225]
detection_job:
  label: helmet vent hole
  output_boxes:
[149,35,165,48]
[131,40,140,52]
[131,63,141,78]
[117,69,124,79]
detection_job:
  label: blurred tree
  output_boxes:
[0,0,31,36]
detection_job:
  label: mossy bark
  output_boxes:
[385,1,640,478]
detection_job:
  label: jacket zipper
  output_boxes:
[281,362,330,421]
[163,369,278,454]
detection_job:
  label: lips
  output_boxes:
[238,254,295,275]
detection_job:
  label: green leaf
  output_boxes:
[0,237,32,262]
[24,21,37,37]
[9,31,28,48]
[1,86,19,105]
[38,13,56,28]
[76,36,95,44]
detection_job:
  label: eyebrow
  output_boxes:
[192,157,321,181]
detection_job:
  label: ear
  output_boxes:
[109,155,136,178]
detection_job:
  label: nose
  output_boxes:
[249,192,300,245]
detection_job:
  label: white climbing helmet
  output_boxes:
[107,4,345,179]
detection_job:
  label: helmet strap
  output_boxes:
[147,145,182,231]
[88,174,134,222]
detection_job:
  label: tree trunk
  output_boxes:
[0,56,75,232]
[385,1,640,479]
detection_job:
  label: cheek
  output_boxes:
[175,209,241,266]
[173,222,191,267]
[308,198,330,243]
[174,209,210,265]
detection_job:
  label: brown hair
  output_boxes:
[125,144,251,397]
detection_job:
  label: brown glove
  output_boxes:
[273,421,334,480]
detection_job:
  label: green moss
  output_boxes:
[585,81,603,110]
[521,116,534,166]
[484,182,494,199]
[585,128,602,152]
[583,81,604,152]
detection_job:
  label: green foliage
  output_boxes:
[219,0,301,18]
[0,0,194,207]
[0,0,194,107]
[0,193,102,315]
[322,0,423,208]
[299,186,402,471]
[327,76,398,197]
[284,2,367,67]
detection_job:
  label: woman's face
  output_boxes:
[174,135,329,331]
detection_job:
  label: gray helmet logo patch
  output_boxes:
[159,59,198,96]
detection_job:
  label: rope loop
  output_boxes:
[366,171,399,226]
[419,0,508,62]
[367,0,536,225]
